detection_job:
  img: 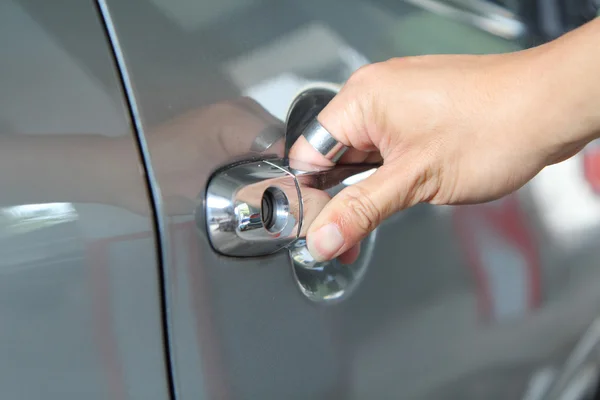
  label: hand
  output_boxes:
[290,27,600,262]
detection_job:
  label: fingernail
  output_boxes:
[307,223,344,262]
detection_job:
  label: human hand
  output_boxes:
[290,36,600,262]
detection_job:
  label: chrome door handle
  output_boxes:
[205,158,300,257]
[205,119,379,257]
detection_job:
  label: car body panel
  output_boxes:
[3,0,600,399]
[100,1,600,399]
[0,1,170,399]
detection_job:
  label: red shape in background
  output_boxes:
[452,195,542,323]
[583,146,600,194]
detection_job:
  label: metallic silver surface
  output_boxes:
[0,1,170,398]
[205,157,377,257]
[301,119,348,162]
[205,159,300,257]
[290,231,377,303]
[285,86,339,157]
[292,162,379,237]
[7,0,599,399]
[250,125,286,153]
[89,1,600,399]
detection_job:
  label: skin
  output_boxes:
[289,17,600,263]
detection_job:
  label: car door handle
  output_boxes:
[204,119,380,258]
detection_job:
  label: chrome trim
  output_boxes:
[301,119,349,162]
[205,159,300,257]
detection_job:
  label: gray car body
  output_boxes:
[1,0,599,399]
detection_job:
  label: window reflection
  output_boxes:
[0,203,77,237]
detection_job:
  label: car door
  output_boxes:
[0,1,170,399]
[101,1,600,399]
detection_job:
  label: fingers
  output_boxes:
[338,244,361,265]
[288,65,384,167]
[297,186,332,237]
[288,135,335,167]
[288,133,375,167]
[306,164,405,262]
[316,65,385,155]
[290,66,395,262]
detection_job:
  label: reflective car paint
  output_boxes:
[3,0,600,399]
[0,1,169,399]
[99,1,600,399]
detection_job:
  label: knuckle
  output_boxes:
[347,62,383,87]
[343,64,389,148]
[339,185,382,235]
[347,64,371,86]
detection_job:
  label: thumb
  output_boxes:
[306,163,412,262]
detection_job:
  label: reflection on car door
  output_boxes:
[0,1,170,399]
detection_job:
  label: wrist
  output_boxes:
[532,19,600,162]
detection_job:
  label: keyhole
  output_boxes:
[261,190,275,230]
[260,186,289,234]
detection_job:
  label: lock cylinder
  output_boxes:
[260,186,290,233]
[205,159,301,257]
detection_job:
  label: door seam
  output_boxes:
[93,1,177,399]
